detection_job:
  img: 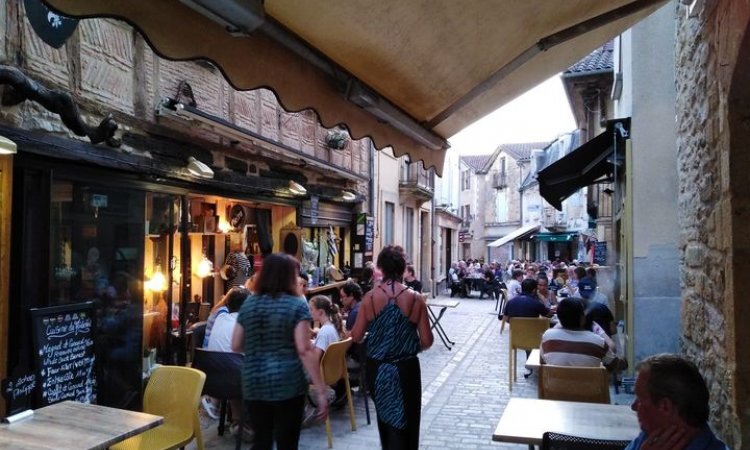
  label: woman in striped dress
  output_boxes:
[351,245,433,449]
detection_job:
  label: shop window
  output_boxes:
[49,179,145,409]
[384,202,395,246]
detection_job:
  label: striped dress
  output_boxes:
[365,285,422,449]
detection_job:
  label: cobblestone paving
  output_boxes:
[190,293,634,449]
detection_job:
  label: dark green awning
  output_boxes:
[533,232,578,242]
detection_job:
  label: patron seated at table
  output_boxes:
[540,298,622,371]
[404,264,423,293]
[626,353,728,450]
[205,287,252,439]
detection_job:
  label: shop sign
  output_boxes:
[310,195,319,225]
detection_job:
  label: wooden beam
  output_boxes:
[0,154,13,416]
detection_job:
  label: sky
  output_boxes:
[447,75,576,155]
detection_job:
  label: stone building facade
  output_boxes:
[676,0,750,446]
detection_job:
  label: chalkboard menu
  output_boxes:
[2,371,36,416]
[30,302,97,406]
[594,241,607,265]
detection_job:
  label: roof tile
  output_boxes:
[565,40,614,74]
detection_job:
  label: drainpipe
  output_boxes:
[431,172,437,298]
[368,140,375,216]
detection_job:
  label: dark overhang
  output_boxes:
[538,118,630,210]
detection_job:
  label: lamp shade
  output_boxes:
[186,156,214,178]
[288,180,307,195]
[0,135,17,155]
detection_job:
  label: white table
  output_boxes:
[0,400,163,450]
[426,299,459,350]
[493,397,639,446]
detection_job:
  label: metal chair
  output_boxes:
[506,317,549,391]
[541,431,630,450]
[318,337,357,448]
[539,364,611,404]
[191,348,243,444]
[110,365,206,450]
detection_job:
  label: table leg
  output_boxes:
[427,306,456,350]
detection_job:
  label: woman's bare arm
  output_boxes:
[231,322,244,353]
[294,321,329,421]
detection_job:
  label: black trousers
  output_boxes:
[245,395,305,450]
[367,357,422,450]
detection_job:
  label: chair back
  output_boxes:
[192,348,242,400]
[539,364,611,404]
[541,431,630,450]
[320,338,353,385]
[198,303,211,322]
[189,322,207,359]
[145,366,206,440]
[142,312,160,349]
[509,317,549,350]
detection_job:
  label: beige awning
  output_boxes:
[488,224,541,248]
[42,0,666,175]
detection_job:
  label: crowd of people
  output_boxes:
[189,250,726,450]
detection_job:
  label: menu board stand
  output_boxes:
[30,302,97,407]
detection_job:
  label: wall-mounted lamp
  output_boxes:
[145,265,167,292]
[0,135,17,155]
[186,156,214,178]
[340,190,356,202]
[196,254,214,278]
[218,219,231,233]
[288,180,307,196]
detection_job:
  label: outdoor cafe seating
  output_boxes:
[503,317,549,391]
[316,337,357,448]
[538,364,611,404]
[192,348,243,445]
[541,431,630,450]
[111,365,206,450]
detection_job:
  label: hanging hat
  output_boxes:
[220,264,236,281]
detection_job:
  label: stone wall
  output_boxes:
[675,0,750,447]
[1,0,369,184]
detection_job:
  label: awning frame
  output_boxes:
[488,224,541,248]
[538,118,631,210]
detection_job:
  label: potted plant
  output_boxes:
[325,129,349,150]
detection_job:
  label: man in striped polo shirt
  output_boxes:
[540,297,622,371]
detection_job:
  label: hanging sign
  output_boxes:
[24,0,79,49]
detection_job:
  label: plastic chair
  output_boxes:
[539,364,611,404]
[191,348,242,439]
[506,317,549,391]
[541,431,630,450]
[110,366,206,450]
[318,337,357,448]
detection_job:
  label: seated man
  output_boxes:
[540,298,621,371]
[626,354,728,450]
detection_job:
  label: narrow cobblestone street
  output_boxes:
[192,294,634,449]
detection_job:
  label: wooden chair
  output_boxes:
[506,317,549,391]
[111,366,206,450]
[539,364,611,404]
[318,338,357,448]
[541,431,630,449]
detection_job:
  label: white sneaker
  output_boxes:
[201,396,220,420]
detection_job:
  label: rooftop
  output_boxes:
[564,40,614,74]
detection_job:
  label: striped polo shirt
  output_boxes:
[540,328,616,367]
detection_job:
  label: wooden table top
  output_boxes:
[306,279,349,295]
[525,348,542,368]
[492,398,639,445]
[0,401,163,450]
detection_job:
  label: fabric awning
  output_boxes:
[533,232,578,242]
[538,118,631,210]
[488,224,541,248]
[42,1,666,175]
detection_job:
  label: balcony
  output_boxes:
[492,171,507,189]
[542,207,567,229]
[399,164,434,203]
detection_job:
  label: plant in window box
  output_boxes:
[325,129,349,150]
